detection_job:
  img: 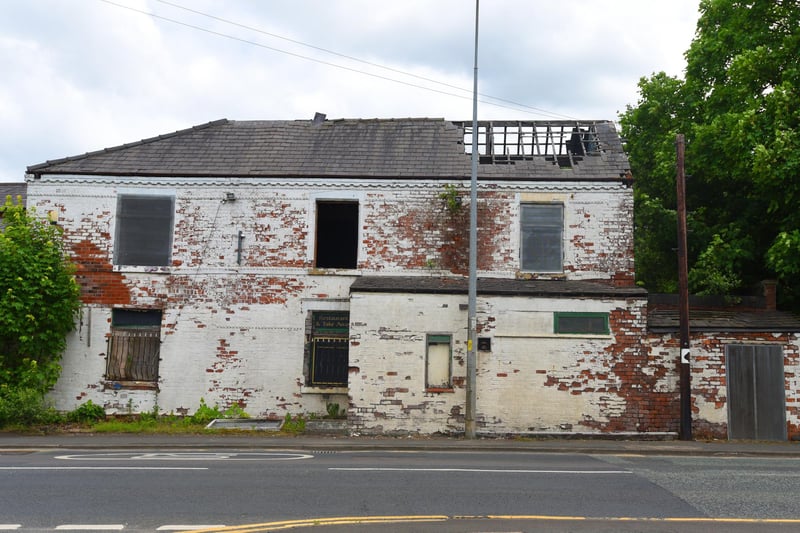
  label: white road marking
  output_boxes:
[55,526,124,530]
[0,466,207,471]
[55,452,312,461]
[156,526,226,531]
[0,526,21,531]
[330,467,633,474]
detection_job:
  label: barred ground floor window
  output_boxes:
[306,310,349,387]
[106,308,162,386]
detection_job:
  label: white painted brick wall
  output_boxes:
[30,177,639,432]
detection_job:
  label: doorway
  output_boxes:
[726,344,786,440]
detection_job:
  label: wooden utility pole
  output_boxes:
[676,133,692,440]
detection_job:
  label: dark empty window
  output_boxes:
[521,203,563,272]
[554,312,609,335]
[315,201,358,269]
[115,194,174,266]
[106,309,162,383]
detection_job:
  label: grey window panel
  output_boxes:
[115,195,174,266]
[521,204,563,272]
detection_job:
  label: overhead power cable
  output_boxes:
[155,0,575,120]
[98,0,575,119]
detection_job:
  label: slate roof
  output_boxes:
[648,309,800,333]
[0,182,26,205]
[27,118,630,181]
[350,276,646,298]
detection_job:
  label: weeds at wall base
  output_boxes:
[1,398,348,435]
[0,397,311,435]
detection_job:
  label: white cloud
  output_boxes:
[0,0,701,181]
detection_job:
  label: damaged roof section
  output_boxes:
[27,117,630,182]
[455,120,620,169]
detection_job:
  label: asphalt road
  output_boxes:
[1,448,799,532]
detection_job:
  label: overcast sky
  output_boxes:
[0,0,701,182]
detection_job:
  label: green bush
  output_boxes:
[0,198,82,397]
[223,403,250,419]
[281,413,306,433]
[139,403,160,423]
[325,402,345,419]
[0,386,62,427]
[66,400,106,424]
[188,399,250,424]
[189,398,224,425]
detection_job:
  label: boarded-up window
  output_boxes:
[554,312,609,335]
[106,309,161,383]
[426,335,452,389]
[521,203,563,272]
[115,194,174,266]
[315,201,358,269]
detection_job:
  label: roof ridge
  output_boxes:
[27,119,230,171]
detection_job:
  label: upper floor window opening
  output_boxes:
[315,201,359,269]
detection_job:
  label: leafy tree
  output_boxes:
[0,196,81,404]
[621,0,800,309]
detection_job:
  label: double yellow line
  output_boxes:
[188,515,448,532]
[188,514,800,532]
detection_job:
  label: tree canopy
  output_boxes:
[0,197,81,395]
[620,0,800,309]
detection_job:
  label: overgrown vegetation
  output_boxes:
[281,413,306,434]
[439,184,463,214]
[0,396,309,434]
[65,399,105,424]
[325,402,345,419]
[620,1,800,309]
[0,387,62,427]
[0,197,82,428]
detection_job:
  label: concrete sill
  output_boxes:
[300,386,348,395]
[205,419,281,431]
[104,380,159,391]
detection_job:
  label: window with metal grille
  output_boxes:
[553,312,609,335]
[114,194,174,266]
[307,311,349,387]
[311,337,348,386]
[106,309,161,383]
[521,203,563,272]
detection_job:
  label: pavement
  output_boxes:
[1,431,799,456]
